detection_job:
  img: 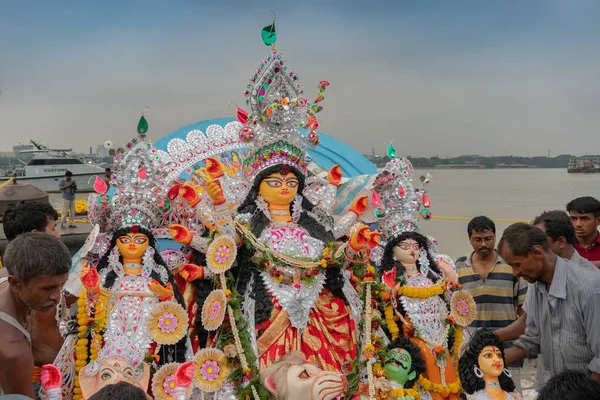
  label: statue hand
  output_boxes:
[174,361,195,388]
[367,231,381,249]
[349,225,370,251]
[149,280,174,301]
[205,180,226,205]
[327,164,343,187]
[179,184,200,207]
[40,364,62,390]
[169,224,194,245]
[178,264,205,282]
[80,264,100,295]
[349,195,368,216]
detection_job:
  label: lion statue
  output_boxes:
[260,352,347,400]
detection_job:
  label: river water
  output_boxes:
[50,168,600,258]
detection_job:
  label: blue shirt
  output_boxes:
[59,178,76,200]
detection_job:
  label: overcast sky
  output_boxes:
[1,0,599,157]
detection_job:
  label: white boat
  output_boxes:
[1,141,106,193]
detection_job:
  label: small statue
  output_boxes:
[458,328,522,400]
[383,337,426,399]
[260,352,347,400]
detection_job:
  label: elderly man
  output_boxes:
[499,223,600,387]
[0,234,70,396]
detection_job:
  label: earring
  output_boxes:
[418,249,430,277]
[473,366,483,378]
[255,195,272,221]
[503,368,512,378]
[291,195,302,223]
[108,246,124,277]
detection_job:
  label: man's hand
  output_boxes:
[495,314,527,342]
[503,346,527,366]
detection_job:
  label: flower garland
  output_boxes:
[396,281,446,299]
[384,304,399,341]
[74,290,90,400]
[452,326,463,374]
[363,282,376,400]
[417,375,461,397]
[391,388,421,399]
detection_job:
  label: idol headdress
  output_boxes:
[89,114,169,233]
[236,45,331,180]
[369,145,433,262]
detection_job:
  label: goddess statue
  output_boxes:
[458,328,521,400]
[370,154,476,400]
[169,45,378,399]
[54,116,192,400]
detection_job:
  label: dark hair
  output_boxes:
[467,216,496,237]
[387,337,425,389]
[3,201,59,241]
[533,210,576,245]
[566,196,600,217]
[3,232,71,283]
[189,246,213,348]
[105,167,111,172]
[88,381,147,400]
[235,164,344,327]
[537,370,600,400]
[381,231,442,280]
[498,222,550,257]
[65,171,73,177]
[96,226,187,366]
[459,328,515,394]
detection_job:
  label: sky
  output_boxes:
[1,0,599,157]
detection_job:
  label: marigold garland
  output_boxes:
[391,388,421,399]
[384,304,399,340]
[417,375,461,397]
[74,290,89,400]
[453,326,463,374]
[396,281,446,299]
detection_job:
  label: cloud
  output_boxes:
[0,2,599,157]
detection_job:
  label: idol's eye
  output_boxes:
[118,237,131,244]
[299,369,310,379]
[286,180,299,188]
[101,371,113,380]
[134,237,147,245]
[123,368,134,377]
[265,180,282,188]
[483,353,492,358]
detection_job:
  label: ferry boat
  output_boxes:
[567,158,600,173]
[1,141,106,192]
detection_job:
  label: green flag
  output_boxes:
[137,115,148,134]
[387,143,397,159]
[261,22,276,46]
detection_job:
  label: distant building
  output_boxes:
[96,144,109,159]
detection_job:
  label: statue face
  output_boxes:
[116,232,149,260]
[79,357,150,399]
[259,172,299,205]
[393,239,420,264]
[384,348,416,387]
[477,346,504,379]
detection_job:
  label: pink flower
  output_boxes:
[215,245,230,264]
[158,312,179,333]
[162,374,176,394]
[200,360,220,381]
[209,301,222,321]
[456,299,469,316]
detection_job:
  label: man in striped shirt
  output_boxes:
[456,216,528,391]
[501,223,600,385]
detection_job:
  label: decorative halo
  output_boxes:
[151,363,179,400]
[147,302,188,344]
[193,348,228,393]
[201,290,227,331]
[450,290,477,327]
[206,235,237,274]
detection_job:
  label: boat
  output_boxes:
[567,158,600,173]
[0,140,106,193]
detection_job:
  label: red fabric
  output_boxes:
[574,232,600,261]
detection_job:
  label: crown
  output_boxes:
[88,114,170,233]
[236,45,330,180]
[371,145,433,243]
